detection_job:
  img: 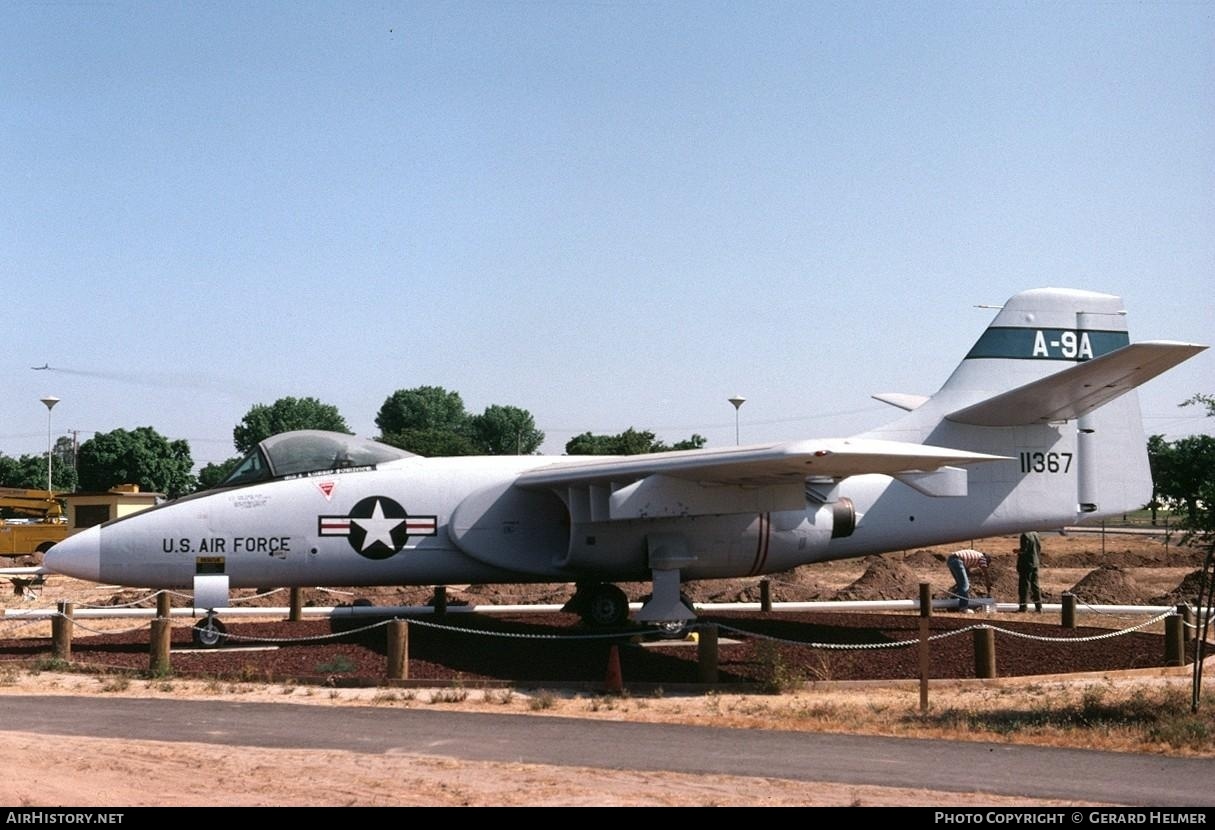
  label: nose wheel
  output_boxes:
[192,615,227,648]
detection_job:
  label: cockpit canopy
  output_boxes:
[219,431,415,487]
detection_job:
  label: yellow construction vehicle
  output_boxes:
[0,487,69,561]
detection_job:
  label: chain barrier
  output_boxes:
[52,612,154,637]
[3,596,1199,652]
[215,618,394,645]
[0,614,56,638]
[226,588,286,604]
[75,590,165,610]
[400,616,639,641]
[716,622,918,650]
[716,608,1177,651]
[194,614,643,646]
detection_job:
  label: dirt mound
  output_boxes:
[1067,565,1149,605]
[986,562,1025,602]
[836,556,922,601]
[687,569,833,603]
[1151,569,1215,607]
[900,549,946,567]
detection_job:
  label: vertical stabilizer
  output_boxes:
[873,288,1185,528]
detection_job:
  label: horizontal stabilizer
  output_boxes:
[872,392,928,411]
[946,341,1208,427]
[518,438,1008,490]
[894,466,970,497]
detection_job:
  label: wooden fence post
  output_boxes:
[973,627,996,678]
[386,619,409,680]
[1061,593,1077,629]
[918,583,931,712]
[1165,613,1185,667]
[149,592,172,674]
[52,601,73,661]
[697,624,719,684]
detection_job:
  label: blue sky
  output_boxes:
[3,1,1211,470]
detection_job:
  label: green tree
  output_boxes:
[663,434,708,452]
[77,427,197,499]
[233,397,350,455]
[376,386,469,435]
[0,452,77,492]
[469,405,545,455]
[565,428,706,455]
[376,386,478,457]
[197,456,242,490]
[379,428,479,457]
[1146,434,1171,525]
[1150,434,1215,534]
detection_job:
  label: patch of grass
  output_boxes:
[906,684,1215,752]
[754,640,805,694]
[30,657,69,674]
[529,690,556,711]
[484,688,515,705]
[429,685,469,704]
[315,655,356,674]
[586,695,617,712]
[0,667,18,686]
[239,664,268,683]
[98,675,131,693]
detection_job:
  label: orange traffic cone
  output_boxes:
[604,644,624,694]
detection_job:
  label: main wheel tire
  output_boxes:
[192,617,227,648]
[581,584,629,628]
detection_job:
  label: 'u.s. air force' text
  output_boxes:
[162,536,290,554]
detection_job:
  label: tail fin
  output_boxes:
[936,288,1203,420]
[872,288,1206,526]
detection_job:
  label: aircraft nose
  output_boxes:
[43,525,101,582]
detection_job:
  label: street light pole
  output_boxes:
[40,396,60,492]
[728,395,746,446]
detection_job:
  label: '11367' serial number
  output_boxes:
[1018,451,1073,474]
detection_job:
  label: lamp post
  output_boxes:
[728,395,746,446]
[40,396,59,492]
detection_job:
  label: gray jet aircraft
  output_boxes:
[42,288,1206,644]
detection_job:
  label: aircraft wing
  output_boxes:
[946,341,1209,427]
[517,438,1008,489]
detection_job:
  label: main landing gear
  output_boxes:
[564,581,696,637]
[192,613,227,648]
[565,582,630,627]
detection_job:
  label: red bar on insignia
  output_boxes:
[320,519,350,534]
[406,518,437,533]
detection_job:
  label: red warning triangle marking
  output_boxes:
[317,481,336,500]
